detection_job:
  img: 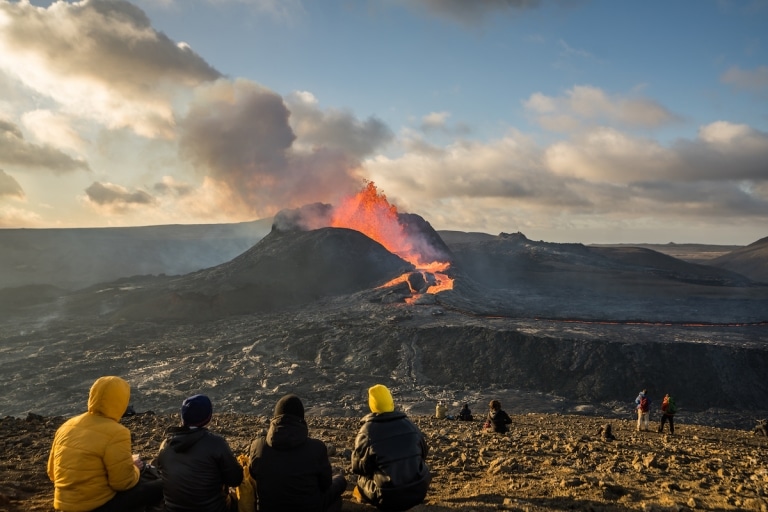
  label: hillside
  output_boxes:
[710,236,768,283]
[4,412,768,512]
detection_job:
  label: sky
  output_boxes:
[1,0,767,244]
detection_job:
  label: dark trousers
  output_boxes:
[90,473,163,512]
[659,413,675,434]
[324,474,347,512]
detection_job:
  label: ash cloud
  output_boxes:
[179,80,390,217]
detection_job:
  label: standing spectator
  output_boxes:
[657,394,676,435]
[351,384,431,510]
[248,394,346,512]
[635,389,651,431]
[47,376,163,512]
[156,394,243,512]
[485,400,512,433]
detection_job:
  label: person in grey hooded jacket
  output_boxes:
[156,394,243,512]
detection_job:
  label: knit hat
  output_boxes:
[274,394,304,420]
[368,384,394,413]
[181,394,213,428]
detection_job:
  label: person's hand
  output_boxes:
[132,454,145,469]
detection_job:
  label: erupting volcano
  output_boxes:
[330,182,454,296]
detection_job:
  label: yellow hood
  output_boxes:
[87,376,131,421]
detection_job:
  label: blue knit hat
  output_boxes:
[181,394,212,427]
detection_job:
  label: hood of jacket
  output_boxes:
[165,426,207,453]
[87,376,130,421]
[266,414,308,450]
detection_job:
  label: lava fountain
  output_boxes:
[330,182,454,296]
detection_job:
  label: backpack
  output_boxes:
[640,396,649,412]
[667,400,676,415]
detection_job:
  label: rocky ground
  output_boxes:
[3,411,767,512]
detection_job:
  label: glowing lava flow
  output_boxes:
[330,182,453,295]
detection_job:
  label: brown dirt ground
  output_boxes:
[3,412,767,512]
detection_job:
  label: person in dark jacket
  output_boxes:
[457,403,473,421]
[485,399,512,433]
[156,394,243,512]
[351,384,431,511]
[248,394,346,512]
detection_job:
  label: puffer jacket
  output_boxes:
[248,414,333,512]
[351,411,431,511]
[47,376,140,512]
[156,426,243,512]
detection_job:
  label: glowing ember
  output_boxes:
[331,181,454,295]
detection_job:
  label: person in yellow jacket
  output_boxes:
[47,376,163,512]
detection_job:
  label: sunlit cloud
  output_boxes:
[0,119,90,173]
[21,110,88,154]
[0,0,220,138]
[524,85,680,131]
[721,65,768,93]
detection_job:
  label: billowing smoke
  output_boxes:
[179,79,382,218]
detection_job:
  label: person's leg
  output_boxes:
[323,474,347,512]
[91,478,163,512]
[669,415,675,435]
[658,414,665,433]
[643,412,650,431]
[636,409,642,431]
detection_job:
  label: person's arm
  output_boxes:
[218,439,244,488]
[47,436,57,482]
[350,431,371,476]
[504,411,512,424]
[316,442,332,491]
[104,428,140,491]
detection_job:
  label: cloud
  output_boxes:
[84,181,157,213]
[0,204,41,228]
[0,0,221,138]
[286,91,394,159]
[153,175,195,197]
[21,110,88,153]
[408,0,541,25]
[418,111,471,136]
[0,169,23,199]
[179,79,389,218]
[721,65,768,92]
[0,119,90,173]
[524,85,680,131]
[364,120,768,235]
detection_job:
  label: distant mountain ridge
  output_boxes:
[710,236,768,283]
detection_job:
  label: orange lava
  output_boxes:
[331,181,454,295]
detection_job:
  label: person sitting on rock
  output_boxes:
[351,384,431,511]
[457,403,473,421]
[156,394,243,512]
[248,394,346,512]
[485,400,512,433]
[657,393,676,435]
[47,376,163,512]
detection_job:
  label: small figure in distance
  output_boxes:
[635,389,651,432]
[657,393,677,435]
[47,376,163,512]
[598,423,616,441]
[435,401,446,419]
[457,403,473,421]
[351,384,431,511]
[484,400,512,433]
[156,394,243,512]
[754,419,768,437]
[248,394,346,512]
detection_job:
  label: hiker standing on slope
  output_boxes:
[635,389,651,431]
[658,393,677,435]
